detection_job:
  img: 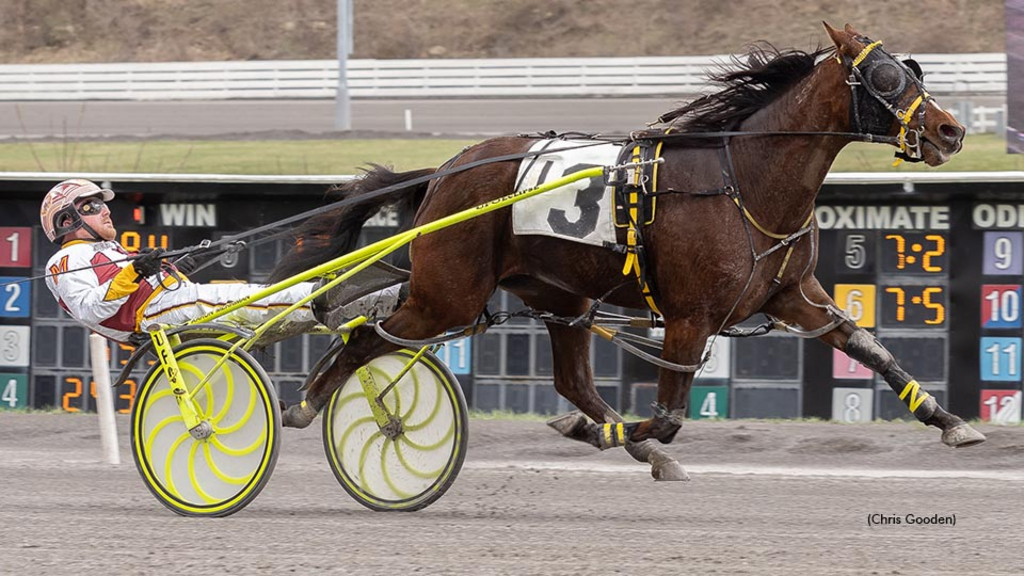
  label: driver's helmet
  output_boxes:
[40,179,115,243]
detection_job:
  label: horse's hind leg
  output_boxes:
[281,323,400,428]
[541,319,620,447]
[282,282,492,428]
[500,285,615,435]
[764,277,985,447]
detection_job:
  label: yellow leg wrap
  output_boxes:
[600,422,627,449]
[898,380,930,413]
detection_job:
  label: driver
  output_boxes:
[41,178,402,344]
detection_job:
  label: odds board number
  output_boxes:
[983,232,1023,275]
[980,337,1023,382]
[981,285,1022,328]
[834,284,876,328]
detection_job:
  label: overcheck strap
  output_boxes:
[851,40,883,67]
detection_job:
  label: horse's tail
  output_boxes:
[267,164,434,282]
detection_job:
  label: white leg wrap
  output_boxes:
[323,285,403,327]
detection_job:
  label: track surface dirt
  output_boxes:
[1,413,1022,575]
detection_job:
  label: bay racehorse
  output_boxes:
[270,23,984,480]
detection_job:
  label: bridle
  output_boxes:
[838,36,932,164]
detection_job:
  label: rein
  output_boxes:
[214,127,903,258]
[637,128,899,145]
[8,128,892,291]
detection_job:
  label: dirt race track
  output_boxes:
[1,413,1022,576]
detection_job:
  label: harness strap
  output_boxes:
[892,93,927,166]
[772,317,845,339]
[619,142,663,316]
[773,213,815,283]
[730,197,810,240]
[730,193,814,283]
[591,325,706,372]
[620,145,644,276]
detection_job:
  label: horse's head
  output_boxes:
[824,22,964,166]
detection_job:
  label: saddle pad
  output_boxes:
[512,139,620,247]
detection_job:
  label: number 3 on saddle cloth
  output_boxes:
[511,138,662,313]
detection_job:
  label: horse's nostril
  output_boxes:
[940,123,964,143]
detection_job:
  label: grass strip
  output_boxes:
[0,134,1019,175]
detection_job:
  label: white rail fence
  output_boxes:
[967,104,1008,135]
[0,53,1007,101]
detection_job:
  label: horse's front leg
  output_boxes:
[764,277,985,447]
[542,319,689,481]
[626,319,707,443]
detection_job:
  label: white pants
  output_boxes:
[140,282,317,331]
[139,281,403,332]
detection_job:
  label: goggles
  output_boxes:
[76,198,107,216]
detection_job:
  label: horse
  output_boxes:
[270,23,983,481]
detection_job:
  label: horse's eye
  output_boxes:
[868,62,903,95]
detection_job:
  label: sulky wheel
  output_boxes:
[322,349,468,511]
[130,338,281,517]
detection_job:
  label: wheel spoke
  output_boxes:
[337,415,376,457]
[393,438,447,479]
[380,439,413,498]
[145,414,183,451]
[400,364,421,420]
[188,441,218,503]
[211,358,238,426]
[149,387,175,404]
[210,429,265,457]
[214,371,255,434]
[202,442,253,485]
[404,375,445,432]
[334,391,367,411]
[400,420,454,451]
[357,430,384,493]
[178,361,213,420]
[161,431,191,500]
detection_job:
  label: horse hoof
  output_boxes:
[942,423,986,448]
[281,402,317,429]
[652,460,690,482]
[547,411,586,437]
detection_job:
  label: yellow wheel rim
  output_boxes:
[131,342,278,516]
[324,350,465,510]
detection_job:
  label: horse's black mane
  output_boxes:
[656,44,834,134]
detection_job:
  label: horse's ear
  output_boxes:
[823,21,848,52]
